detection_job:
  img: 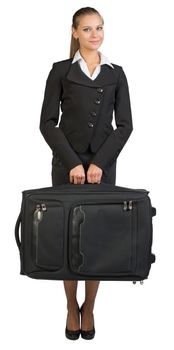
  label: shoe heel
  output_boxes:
[80,304,95,340]
[65,306,81,340]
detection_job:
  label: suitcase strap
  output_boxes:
[15,211,22,251]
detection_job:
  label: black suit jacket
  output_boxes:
[39,58,133,174]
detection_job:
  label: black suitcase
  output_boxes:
[15,183,156,282]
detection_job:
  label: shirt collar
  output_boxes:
[72,49,114,69]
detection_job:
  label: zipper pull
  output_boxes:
[123,201,128,211]
[128,200,133,210]
[34,203,47,222]
[123,201,133,211]
[41,203,47,212]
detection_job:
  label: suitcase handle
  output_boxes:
[15,211,22,251]
[150,253,156,263]
[152,207,156,216]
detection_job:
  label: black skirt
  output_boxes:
[51,145,116,186]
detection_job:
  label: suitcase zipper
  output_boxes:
[34,200,135,219]
[70,200,135,212]
[33,200,134,217]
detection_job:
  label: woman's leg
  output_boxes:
[63,280,80,331]
[81,281,100,330]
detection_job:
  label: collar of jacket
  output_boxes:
[66,58,117,88]
[71,49,114,69]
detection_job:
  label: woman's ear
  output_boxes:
[72,27,78,40]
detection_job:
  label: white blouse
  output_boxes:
[72,49,114,80]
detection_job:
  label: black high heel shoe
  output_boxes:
[65,306,81,340]
[80,303,95,340]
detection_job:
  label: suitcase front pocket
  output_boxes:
[32,201,64,270]
[69,201,137,276]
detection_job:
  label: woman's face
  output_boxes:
[72,14,104,51]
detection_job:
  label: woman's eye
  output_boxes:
[83,27,103,32]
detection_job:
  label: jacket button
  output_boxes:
[91,111,97,117]
[97,88,104,93]
[88,122,94,128]
[94,98,101,105]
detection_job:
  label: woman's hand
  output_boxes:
[87,163,103,184]
[69,164,86,184]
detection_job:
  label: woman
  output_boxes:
[39,7,133,340]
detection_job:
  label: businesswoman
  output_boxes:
[39,7,133,340]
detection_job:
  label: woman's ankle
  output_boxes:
[67,300,79,311]
[82,301,95,313]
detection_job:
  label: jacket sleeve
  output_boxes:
[39,63,82,173]
[90,66,133,173]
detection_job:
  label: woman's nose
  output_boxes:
[91,30,98,37]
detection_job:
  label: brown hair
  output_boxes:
[69,7,104,58]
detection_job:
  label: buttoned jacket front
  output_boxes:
[40,58,133,174]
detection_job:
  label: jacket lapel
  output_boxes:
[66,60,116,88]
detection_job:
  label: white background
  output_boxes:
[1,0,173,348]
